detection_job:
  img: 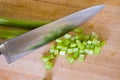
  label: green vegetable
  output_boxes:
[42,54,54,62]
[0,17,51,29]
[78,54,85,62]
[94,46,101,55]
[73,28,83,33]
[100,41,106,47]
[0,28,28,39]
[45,62,54,70]
[67,48,73,54]
[41,28,106,70]
[54,49,59,55]
[66,55,75,64]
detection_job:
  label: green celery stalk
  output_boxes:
[0,28,28,39]
[0,17,51,29]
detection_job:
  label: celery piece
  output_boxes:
[50,48,55,54]
[70,37,75,41]
[91,32,99,39]
[86,49,94,54]
[100,41,106,47]
[79,50,84,54]
[73,52,79,60]
[78,54,85,62]
[47,54,55,60]
[59,50,66,55]
[73,48,79,53]
[56,44,63,49]
[66,56,75,64]
[84,49,94,54]
[94,46,101,55]
[82,41,87,45]
[50,45,56,54]
[85,44,90,49]
[75,35,80,40]
[83,34,90,40]
[56,39,63,43]
[64,34,71,38]
[77,34,83,40]
[61,47,68,51]
[41,56,49,63]
[87,40,92,45]
[76,40,84,50]
[70,42,77,48]
[45,62,54,70]
[67,48,73,54]
[64,39,71,46]
[84,49,89,54]
[89,45,95,49]
[54,50,59,55]
[92,38,98,45]
[50,45,56,49]
[73,28,83,33]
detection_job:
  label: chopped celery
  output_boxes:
[42,54,54,62]
[47,54,55,60]
[54,50,59,55]
[87,40,92,45]
[45,62,54,70]
[94,46,101,55]
[89,45,95,49]
[84,49,89,54]
[50,45,56,49]
[59,50,66,55]
[50,48,55,54]
[76,34,83,40]
[76,40,81,45]
[78,54,85,62]
[79,50,84,54]
[50,45,56,54]
[61,47,68,51]
[100,41,106,47]
[85,44,90,49]
[75,35,80,40]
[73,28,83,33]
[82,41,87,45]
[92,38,99,45]
[73,52,79,60]
[56,39,63,43]
[64,39,71,46]
[73,48,79,53]
[67,48,73,54]
[70,37,75,41]
[76,40,84,50]
[91,32,99,39]
[82,34,90,40]
[70,42,77,48]
[64,34,71,38]
[85,49,93,54]
[42,56,49,62]
[66,56,75,64]
[42,28,106,70]
[56,44,63,49]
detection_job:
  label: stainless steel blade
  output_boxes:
[0,5,105,63]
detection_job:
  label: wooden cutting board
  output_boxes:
[0,0,120,80]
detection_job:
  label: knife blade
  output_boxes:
[0,5,105,63]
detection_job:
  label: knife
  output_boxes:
[0,5,105,63]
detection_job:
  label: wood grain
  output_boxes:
[0,0,120,80]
